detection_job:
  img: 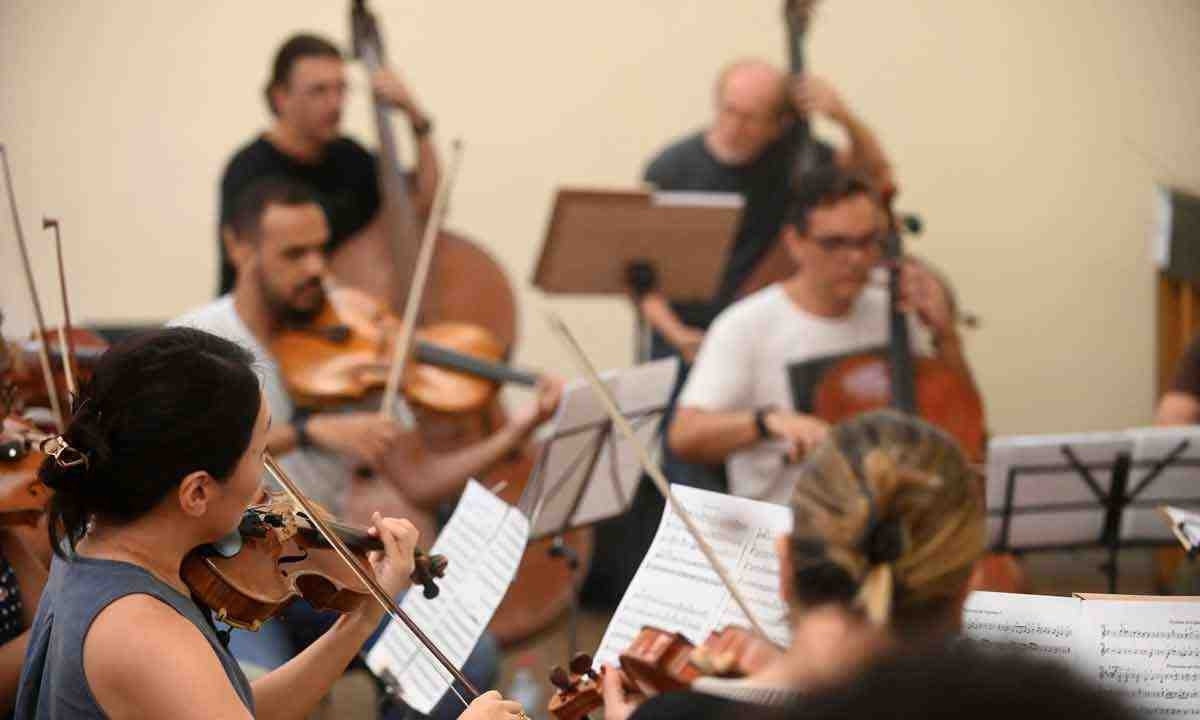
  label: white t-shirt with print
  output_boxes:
[678,283,922,505]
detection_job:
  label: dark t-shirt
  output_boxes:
[642,127,834,347]
[216,136,381,294]
[1172,332,1200,396]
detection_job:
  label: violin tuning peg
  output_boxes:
[549,666,572,691]
[569,652,594,677]
[429,553,448,577]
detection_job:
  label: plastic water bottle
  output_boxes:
[506,653,546,720]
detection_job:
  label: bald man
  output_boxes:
[639,61,893,366]
[582,62,893,608]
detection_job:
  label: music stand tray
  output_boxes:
[533,187,742,302]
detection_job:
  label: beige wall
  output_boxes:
[2,1,1198,436]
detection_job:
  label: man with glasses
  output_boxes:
[638,60,893,366]
[667,167,974,505]
[216,34,438,296]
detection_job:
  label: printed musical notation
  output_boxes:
[964,592,1200,716]
[594,485,793,668]
[1080,600,1200,717]
[365,481,529,715]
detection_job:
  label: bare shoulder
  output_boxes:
[85,594,250,720]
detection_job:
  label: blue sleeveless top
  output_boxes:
[14,554,255,719]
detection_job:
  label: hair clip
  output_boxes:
[40,435,89,470]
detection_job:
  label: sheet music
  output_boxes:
[961,591,1080,661]
[651,191,743,208]
[963,592,1200,714]
[1163,506,1200,551]
[526,358,677,539]
[365,481,528,714]
[593,485,792,669]
[1077,598,1200,716]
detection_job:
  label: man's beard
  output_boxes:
[261,273,325,327]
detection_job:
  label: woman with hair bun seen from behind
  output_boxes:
[13,327,521,720]
[602,410,987,719]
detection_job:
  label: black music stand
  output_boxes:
[987,427,1200,592]
[517,357,678,658]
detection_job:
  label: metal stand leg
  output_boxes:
[549,535,582,660]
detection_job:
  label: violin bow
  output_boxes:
[380,139,464,420]
[544,312,771,640]
[43,218,78,399]
[1,144,66,431]
[263,453,482,708]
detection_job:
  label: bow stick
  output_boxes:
[43,218,77,399]
[380,139,464,420]
[1,144,65,431]
[544,311,770,639]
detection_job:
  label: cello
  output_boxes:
[736,0,821,299]
[338,4,593,643]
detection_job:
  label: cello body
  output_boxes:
[345,0,591,645]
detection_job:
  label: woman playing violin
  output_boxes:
[602,410,985,719]
[13,327,521,720]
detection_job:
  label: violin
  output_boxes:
[271,284,538,415]
[182,488,449,631]
[5,329,107,415]
[547,625,783,720]
[0,416,52,526]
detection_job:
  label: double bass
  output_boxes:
[337,0,591,645]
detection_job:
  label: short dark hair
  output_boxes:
[264,33,343,115]
[41,328,262,557]
[783,167,875,235]
[226,175,323,241]
[794,643,1139,720]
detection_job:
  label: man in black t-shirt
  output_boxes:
[638,60,893,363]
[580,60,894,609]
[217,33,439,297]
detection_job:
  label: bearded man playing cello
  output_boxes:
[668,167,980,505]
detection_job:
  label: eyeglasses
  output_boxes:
[811,232,884,254]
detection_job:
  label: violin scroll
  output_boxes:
[411,547,448,599]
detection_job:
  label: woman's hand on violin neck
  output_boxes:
[306,412,402,470]
[600,665,643,720]
[458,690,525,720]
[357,513,419,619]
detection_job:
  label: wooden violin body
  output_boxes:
[5,328,107,413]
[182,491,447,631]
[271,285,533,414]
[548,625,783,720]
[0,417,52,526]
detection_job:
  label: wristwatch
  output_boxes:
[292,409,313,449]
[754,407,774,440]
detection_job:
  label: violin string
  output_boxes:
[0,144,66,431]
[43,218,77,399]
[261,454,482,704]
[380,138,464,420]
[544,310,772,640]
